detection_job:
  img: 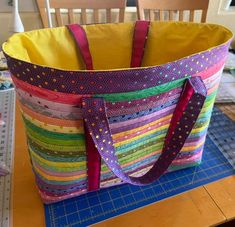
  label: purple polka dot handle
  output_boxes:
[82,76,207,185]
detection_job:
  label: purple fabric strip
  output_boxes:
[0,165,9,176]
[110,107,174,134]
[82,76,207,185]
[4,43,228,95]
[107,91,181,117]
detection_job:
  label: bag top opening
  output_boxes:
[2,21,233,71]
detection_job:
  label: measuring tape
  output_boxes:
[0,88,15,227]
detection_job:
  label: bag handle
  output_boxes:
[131,21,150,67]
[67,21,150,70]
[67,22,207,186]
[82,76,207,185]
[67,24,93,70]
[67,21,151,190]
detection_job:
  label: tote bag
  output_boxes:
[3,21,233,203]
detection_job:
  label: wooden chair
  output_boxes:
[136,0,209,22]
[36,0,127,28]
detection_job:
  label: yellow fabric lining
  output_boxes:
[3,22,232,71]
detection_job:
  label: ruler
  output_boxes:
[0,88,15,227]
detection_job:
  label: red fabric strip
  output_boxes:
[67,24,94,70]
[131,21,150,68]
[84,125,101,192]
[194,58,226,80]
[12,76,91,105]
[67,24,101,191]
[164,79,194,145]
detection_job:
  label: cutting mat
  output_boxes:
[215,72,235,103]
[45,107,235,227]
[0,89,15,227]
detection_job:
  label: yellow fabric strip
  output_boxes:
[114,120,209,148]
[33,163,86,182]
[22,111,83,134]
[114,124,169,147]
[181,139,205,152]
[30,148,86,168]
[112,114,172,139]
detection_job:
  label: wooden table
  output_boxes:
[12,103,235,227]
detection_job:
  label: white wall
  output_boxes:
[207,0,235,35]
[0,0,234,46]
[0,0,37,12]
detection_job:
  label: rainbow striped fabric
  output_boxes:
[2,21,232,203]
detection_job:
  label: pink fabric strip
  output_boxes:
[12,76,91,104]
[172,150,203,165]
[131,21,150,68]
[67,24,94,70]
[194,59,225,80]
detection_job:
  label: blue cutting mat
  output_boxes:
[45,108,235,227]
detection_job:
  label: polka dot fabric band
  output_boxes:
[5,45,228,95]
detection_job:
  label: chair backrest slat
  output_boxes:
[55,8,63,26]
[136,0,209,23]
[149,10,155,21]
[159,10,164,21]
[201,9,207,23]
[189,10,194,22]
[106,9,112,23]
[68,9,74,24]
[119,8,125,22]
[81,9,87,24]
[179,10,184,21]
[169,10,174,21]
[36,0,127,27]
[38,7,49,28]
[93,9,99,23]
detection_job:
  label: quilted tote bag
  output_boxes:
[2,21,233,203]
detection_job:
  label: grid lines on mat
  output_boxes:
[45,107,235,227]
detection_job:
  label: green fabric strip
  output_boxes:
[30,152,86,172]
[27,138,86,157]
[95,78,186,102]
[29,144,86,162]
[26,127,84,146]
[23,116,84,140]
[26,133,85,152]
